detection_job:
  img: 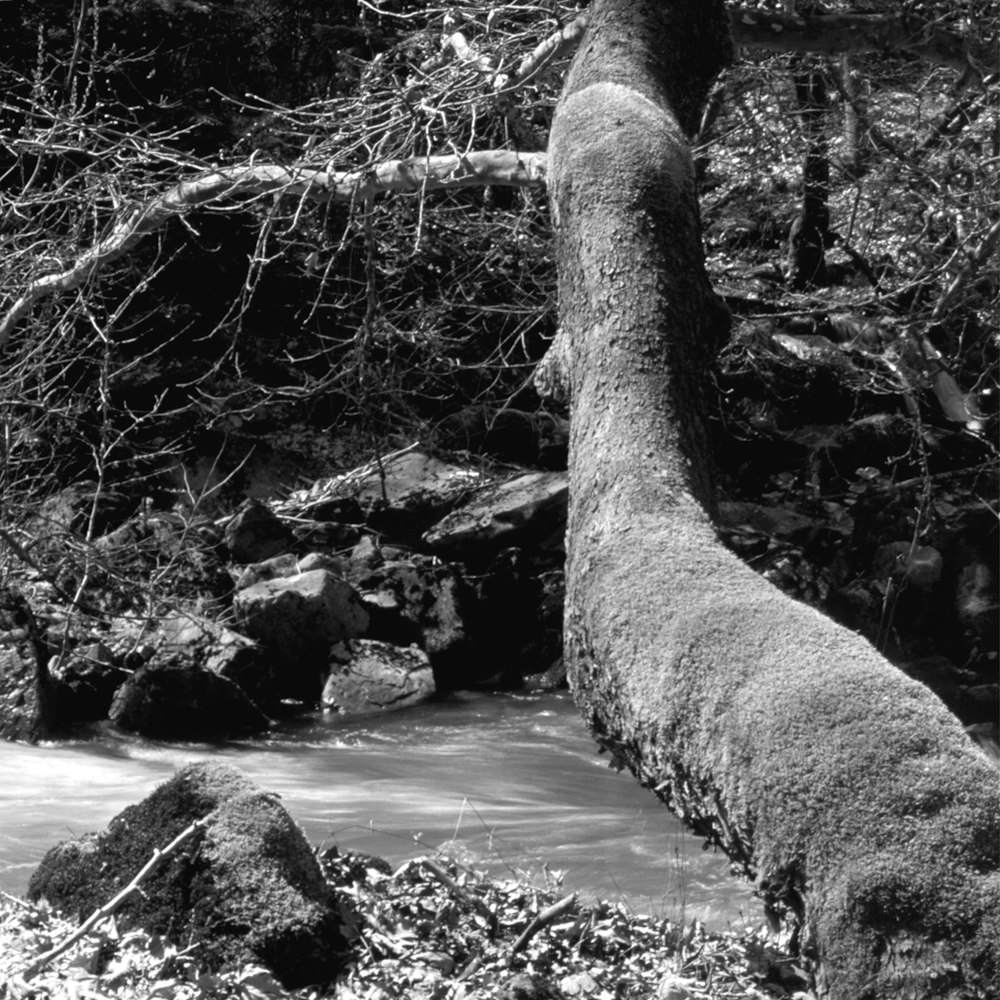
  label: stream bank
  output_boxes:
[0,691,756,929]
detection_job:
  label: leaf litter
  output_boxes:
[0,847,814,1000]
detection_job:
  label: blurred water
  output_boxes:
[0,691,758,927]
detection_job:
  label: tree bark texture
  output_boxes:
[550,2,998,998]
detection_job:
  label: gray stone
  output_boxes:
[234,568,369,649]
[423,471,568,554]
[28,762,354,986]
[233,570,369,701]
[224,500,294,563]
[322,640,435,716]
[353,557,469,664]
[158,614,278,710]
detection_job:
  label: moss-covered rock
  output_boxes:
[27,762,354,987]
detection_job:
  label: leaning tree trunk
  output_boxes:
[549,2,999,998]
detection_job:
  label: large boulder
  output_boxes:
[233,569,369,701]
[109,659,270,739]
[322,640,435,716]
[158,614,279,711]
[28,762,354,986]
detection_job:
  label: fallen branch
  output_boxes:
[420,858,498,936]
[0,151,546,349]
[511,891,577,954]
[20,819,206,980]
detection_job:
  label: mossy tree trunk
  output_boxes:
[550,1,999,997]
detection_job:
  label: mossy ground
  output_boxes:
[1,850,810,1000]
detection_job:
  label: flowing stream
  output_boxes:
[0,691,757,928]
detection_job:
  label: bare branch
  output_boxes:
[0,150,546,348]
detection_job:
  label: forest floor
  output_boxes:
[0,850,811,1000]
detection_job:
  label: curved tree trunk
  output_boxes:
[550,2,999,998]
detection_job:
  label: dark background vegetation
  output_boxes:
[0,0,996,731]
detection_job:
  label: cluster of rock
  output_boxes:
[1,450,569,742]
[1,444,995,746]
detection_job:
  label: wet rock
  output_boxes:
[353,557,471,681]
[158,614,277,710]
[233,569,369,701]
[322,640,435,716]
[224,500,294,563]
[50,641,129,723]
[28,762,354,986]
[109,659,270,738]
[0,589,56,743]
[423,471,568,555]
